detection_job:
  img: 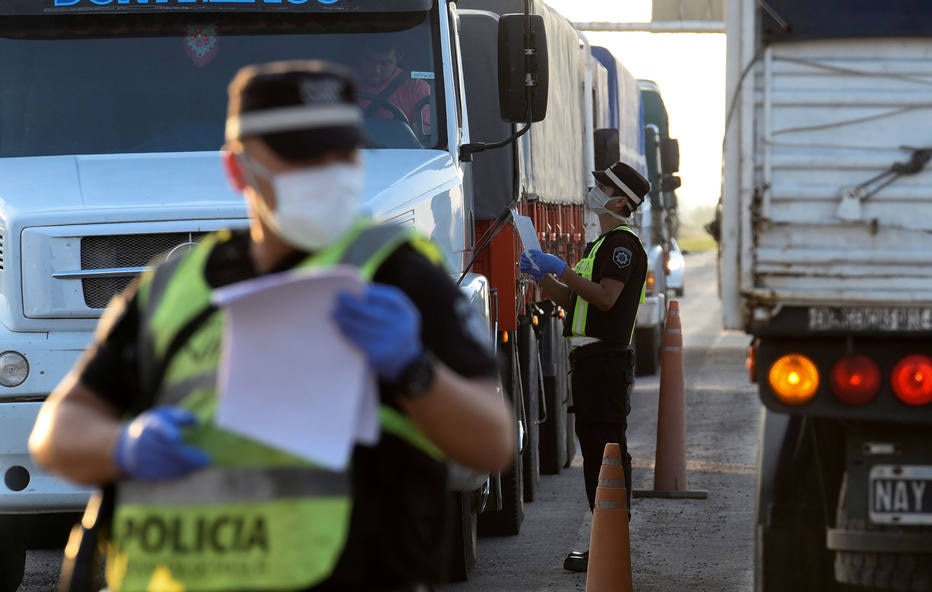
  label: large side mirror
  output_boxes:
[661,137,680,173]
[498,13,548,123]
[593,128,620,171]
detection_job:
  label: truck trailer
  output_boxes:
[723,0,932,589]
[589,47,675,378]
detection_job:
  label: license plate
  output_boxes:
[869,465,932,525]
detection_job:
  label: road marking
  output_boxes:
[632,458,757,475]
[571,456,756,475]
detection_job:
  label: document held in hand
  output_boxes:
[211,265,379,470]
[512,208,542,268]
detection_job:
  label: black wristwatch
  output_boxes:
[396,350,437,399]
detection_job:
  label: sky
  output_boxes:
[544,0,726,218]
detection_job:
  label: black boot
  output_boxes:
[563,550,588,572]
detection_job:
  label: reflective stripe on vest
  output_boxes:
[570,225,647,343]
[109,221,445,592]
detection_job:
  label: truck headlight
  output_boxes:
[0,351,29,387]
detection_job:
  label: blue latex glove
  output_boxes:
[114,407,211,481]
[520,251,546,281]
[332,283,422,382]
[522,249,567,279]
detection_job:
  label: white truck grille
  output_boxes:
[80,232,207,308]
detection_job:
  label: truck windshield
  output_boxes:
[0,12,443,157]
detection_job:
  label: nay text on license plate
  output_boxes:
[869,465,932,525]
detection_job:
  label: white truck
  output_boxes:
[636,78,683,375]
[724,0,932,589]
[0,0,657,587]
[587,50,683,377]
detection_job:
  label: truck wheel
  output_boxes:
[758,417,840,591]
[538,369,568,474]
[0,516,25,592]
[538,316,568,474]
[564,369,577,468]
[444,491,478,582]
[834,474,932,591]
[478,342,525,537]
[518,322,540,502]
[564,409,577,468]
[759,497,834,590]
[477,425,525,537]
[635,325,661,376]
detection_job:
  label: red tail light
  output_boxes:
[890,354,932,406]
[830,355,881,405]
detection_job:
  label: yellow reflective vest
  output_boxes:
[569,224,646,344]
[107,222,446,592]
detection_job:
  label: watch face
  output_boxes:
[402,352,436,398]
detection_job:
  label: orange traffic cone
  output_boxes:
[634,300,708,500]
[586,443,633,592]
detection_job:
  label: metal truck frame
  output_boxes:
[723,0,932,589]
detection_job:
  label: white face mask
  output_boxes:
[587,186,627,221]
[241,156,365,251]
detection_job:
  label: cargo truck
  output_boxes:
[0,0,653,587]
[723,0,932,589]
[455,0,646,546]
[588,48,672,377]
[636,77,683,375]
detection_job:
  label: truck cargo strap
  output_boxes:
[826,528,932,553]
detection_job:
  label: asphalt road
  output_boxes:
[20,249,760,592]
[442,249,760,592]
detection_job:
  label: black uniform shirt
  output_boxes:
[79,229,498,411]
[563,226,647,344]
[76,229,500,588]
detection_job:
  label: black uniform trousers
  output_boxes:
[569,341,635,512]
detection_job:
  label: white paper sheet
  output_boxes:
[512,208,542,271]
[211,265,378,470]
[512,208,542,254]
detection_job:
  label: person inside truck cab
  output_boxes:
[351,39,432,137]
[29,60,514,592]
[520,161,650,574]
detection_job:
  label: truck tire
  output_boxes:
[477,342,525,537]
[834,474,932,591]
[760,498,834,591]
[538,316,568,474]
[758,417,840,591]
[565,373,577,468]
[444,491,478,582]
[538,372,567,474]
[635,324,661,376]
[0,516,25,592]
[518,322,540,502]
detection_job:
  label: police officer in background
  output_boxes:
[520,161,649,574]
[29,60,514,592]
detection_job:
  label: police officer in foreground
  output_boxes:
[29,60,515,592]
[520,161,649,573]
